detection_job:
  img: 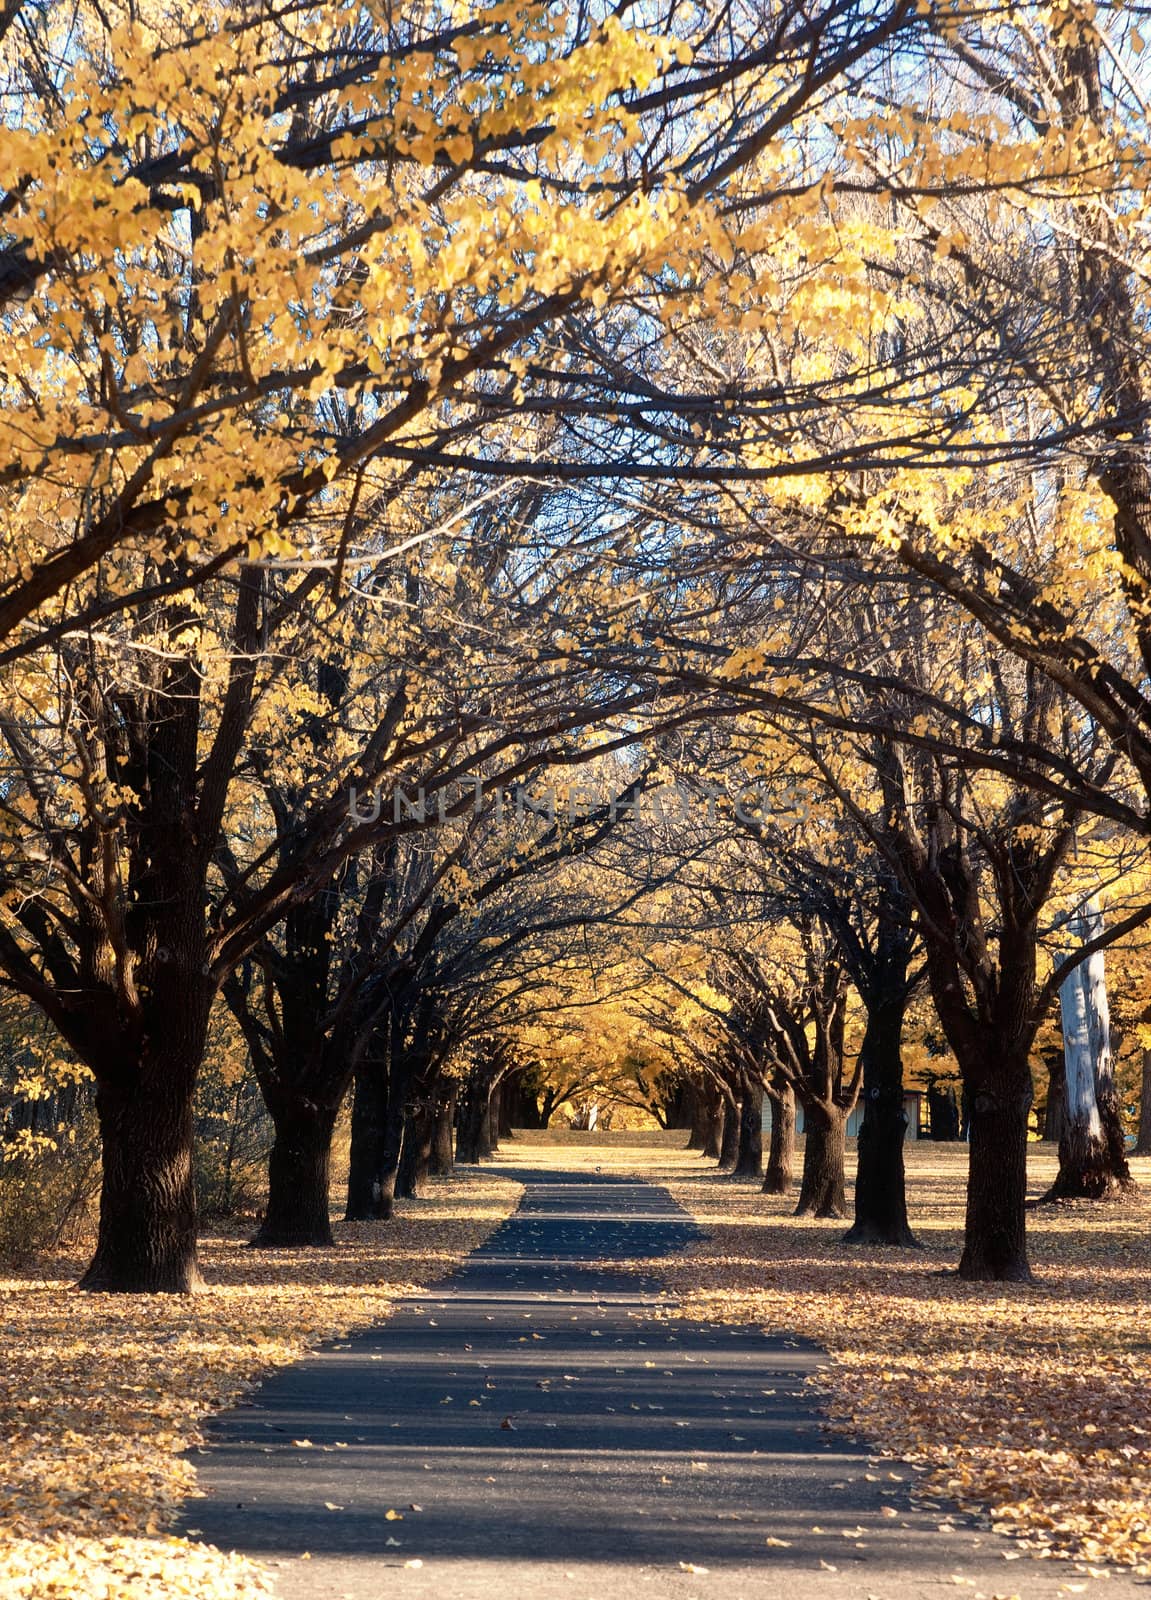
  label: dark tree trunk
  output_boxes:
[456,1072,495,1163]
[843,1000,918,1246]
[794,1101,848,1218]
[685,1082,708,1150]
[345,1030,412,1221]
[486,1084,502,1152]
[369,1065,413,1220]
[345,1056,389,1220]
[503,1071,543,1130]
[1136,1048,1151,1156]
[397,1099,435,1199]
[717,1092,740,1170]
[701,1090,724,1160]
[928,1085,961,1140]
[253,1101,336,1247]
[497,1085,513,1140]
[430,1088,456,1176]
[730,1081,763,1179]
[1042,1051,1066,1142]
[1099,1075,1134,1190]
[762,1080,795,1194]
[80,1055,203,1293]
[958,1071,1032,1281]
[659,1078,692,1132]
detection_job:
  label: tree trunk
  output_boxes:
[345,1057,388,1220]
[1044,916,1133,1201]
[370,1074,410,1220]
[762,1080,795,1194]
[730,1080,763,1178]
[253,1101,336,1247]
[717,1091,740,1169]
[1042,1051,1066,1142]
[1135,1048,1151,1156]
[397,1100,435,1199]
[486,1084,502,1153]
[456,1072,494,1163]
[701,1085,724,1159]
[685,1082,708,1150]
[927,1084,961,1140]
[843,1000,918,1246]
[80,1059,203,1293]
[958,1074,1032,1281]
[430,1088,456,1176]
[794,1101,848,1218]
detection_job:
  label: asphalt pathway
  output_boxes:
[181,1166,1142,1599]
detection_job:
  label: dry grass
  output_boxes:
[0,1170,522,1600]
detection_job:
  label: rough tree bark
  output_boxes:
[254,1099,338,1247]
[685,1081,708,1150]
[370,1078,409,1220]
[730,1079,764,1179]
[762,1077,795,1194]
[487,1083,502,1153]
[74,578,264,1290]
[430,1086,457,1176]
[794,1101,849,1218]
[346,1049,388,1219]
[456,1062,500,1163]
[701,1084,724,1160]
[958,1061,1033,1280]
[717,1086,740,1169]
[397,1096,435,1199]
[80,1032,207,1293]
[843,992,918,1246]
[497,1083,514,1141]
[927,1084,961,1140]
[1042,1051,1066,1143]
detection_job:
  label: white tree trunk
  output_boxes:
[1047,898,1128,1199]
[1060,903,1106,1147]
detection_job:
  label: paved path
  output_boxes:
[181,1167,1139,1599]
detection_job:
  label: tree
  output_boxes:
[1043,901,1133,1201]
[0,0,947,1291]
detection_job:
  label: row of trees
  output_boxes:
[3,0,1151,1286]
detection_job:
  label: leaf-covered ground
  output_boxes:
[0,1171,522,1600]
[597,1140,1151,1580]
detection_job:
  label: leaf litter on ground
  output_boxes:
[0,1171,521,1599]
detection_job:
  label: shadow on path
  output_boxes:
[180,1165,1144,1599]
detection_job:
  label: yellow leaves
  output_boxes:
[0,0,704,585]
[716,645,767,681]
